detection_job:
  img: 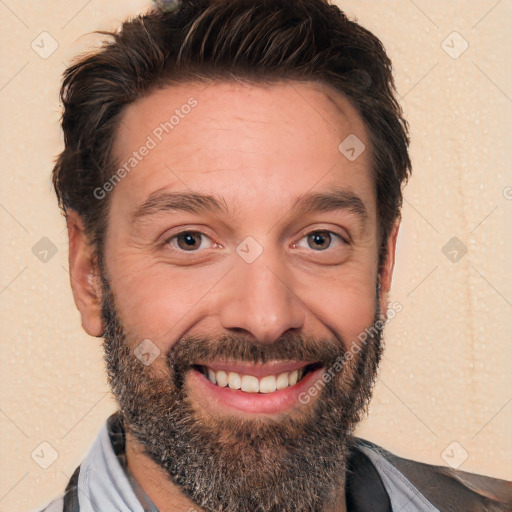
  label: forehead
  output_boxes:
[109,80,375,222]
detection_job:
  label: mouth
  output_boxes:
[193,362,322,393]
[188,361,325,415]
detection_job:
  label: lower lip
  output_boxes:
[187,366,325,415]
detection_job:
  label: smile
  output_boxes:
[195,363,321,393]
[189,361,325,415]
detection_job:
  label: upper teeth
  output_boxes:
[206,368,305,393]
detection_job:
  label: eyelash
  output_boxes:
[294,230,348,251]
[163,229,349,254]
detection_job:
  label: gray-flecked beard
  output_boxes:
[99,270,385,512]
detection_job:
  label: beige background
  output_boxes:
[0,0,511,510]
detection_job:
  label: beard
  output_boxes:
[99,269,385,512]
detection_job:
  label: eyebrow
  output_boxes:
[289,189,368,220]
[131,188,368,227]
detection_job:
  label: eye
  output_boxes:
[295,230,348,251]
[164,230,216,252]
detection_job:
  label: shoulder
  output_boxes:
[351,437,512,512]
[28,493,64,512]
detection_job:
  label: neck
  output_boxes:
[125,432,203,512]
[125,433,347,512]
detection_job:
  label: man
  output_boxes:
[37,0,511,510]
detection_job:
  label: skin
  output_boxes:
[66,80,399,511]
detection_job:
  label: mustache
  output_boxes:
[168,331,348,375]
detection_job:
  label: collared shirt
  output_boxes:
[32,411,443,512]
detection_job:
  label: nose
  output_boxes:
[218,250,307,344]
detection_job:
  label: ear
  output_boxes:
[378,221,400,319]
[66,210,104,337]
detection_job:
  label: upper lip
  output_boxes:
[194,360,319,377]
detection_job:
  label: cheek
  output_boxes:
[323,289,377,350]
[303,263,378,349]
[104,250,226,346]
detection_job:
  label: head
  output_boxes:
[55,1,411,510]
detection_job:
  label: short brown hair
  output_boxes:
[52,0,411,269]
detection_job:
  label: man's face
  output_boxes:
[72,81,398,511]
